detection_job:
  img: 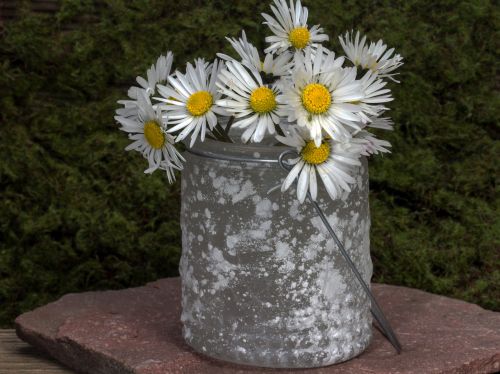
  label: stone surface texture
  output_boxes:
[15,277,500,374]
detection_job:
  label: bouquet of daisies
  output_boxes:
[115,0,403,203]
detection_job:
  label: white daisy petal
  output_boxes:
[297,164,310,203]
[282,160,304,191]
[309,165,318,201]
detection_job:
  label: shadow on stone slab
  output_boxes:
[15,278,500,374]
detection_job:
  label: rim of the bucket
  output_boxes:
[184,136,293,164]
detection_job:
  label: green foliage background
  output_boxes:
[1,0,498,327]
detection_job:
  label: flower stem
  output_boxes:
[211,123,233,143]
[275,123,285,137]
[225,116,235,135]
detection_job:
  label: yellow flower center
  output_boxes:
[301,140,331,165]
[186,91,213,116]
[249,86,277,114]
[143,120,165,149]
[301,83,331,114]
[289,27,310,49]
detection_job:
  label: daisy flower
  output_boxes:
[352,130,392,156]
[116,52,174,119]
[136,52,174,96]
[115,92,184,181]
[216,60,286,143]
[262,0,328,54]
[283,46,364,146]
[339,31,403,81]
[217,30,293,80]
[156,59,227,147]
[277,127,362,202]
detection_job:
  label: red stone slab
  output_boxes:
[15,278,500,374]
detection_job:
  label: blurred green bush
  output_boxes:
[0,0,498,327]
